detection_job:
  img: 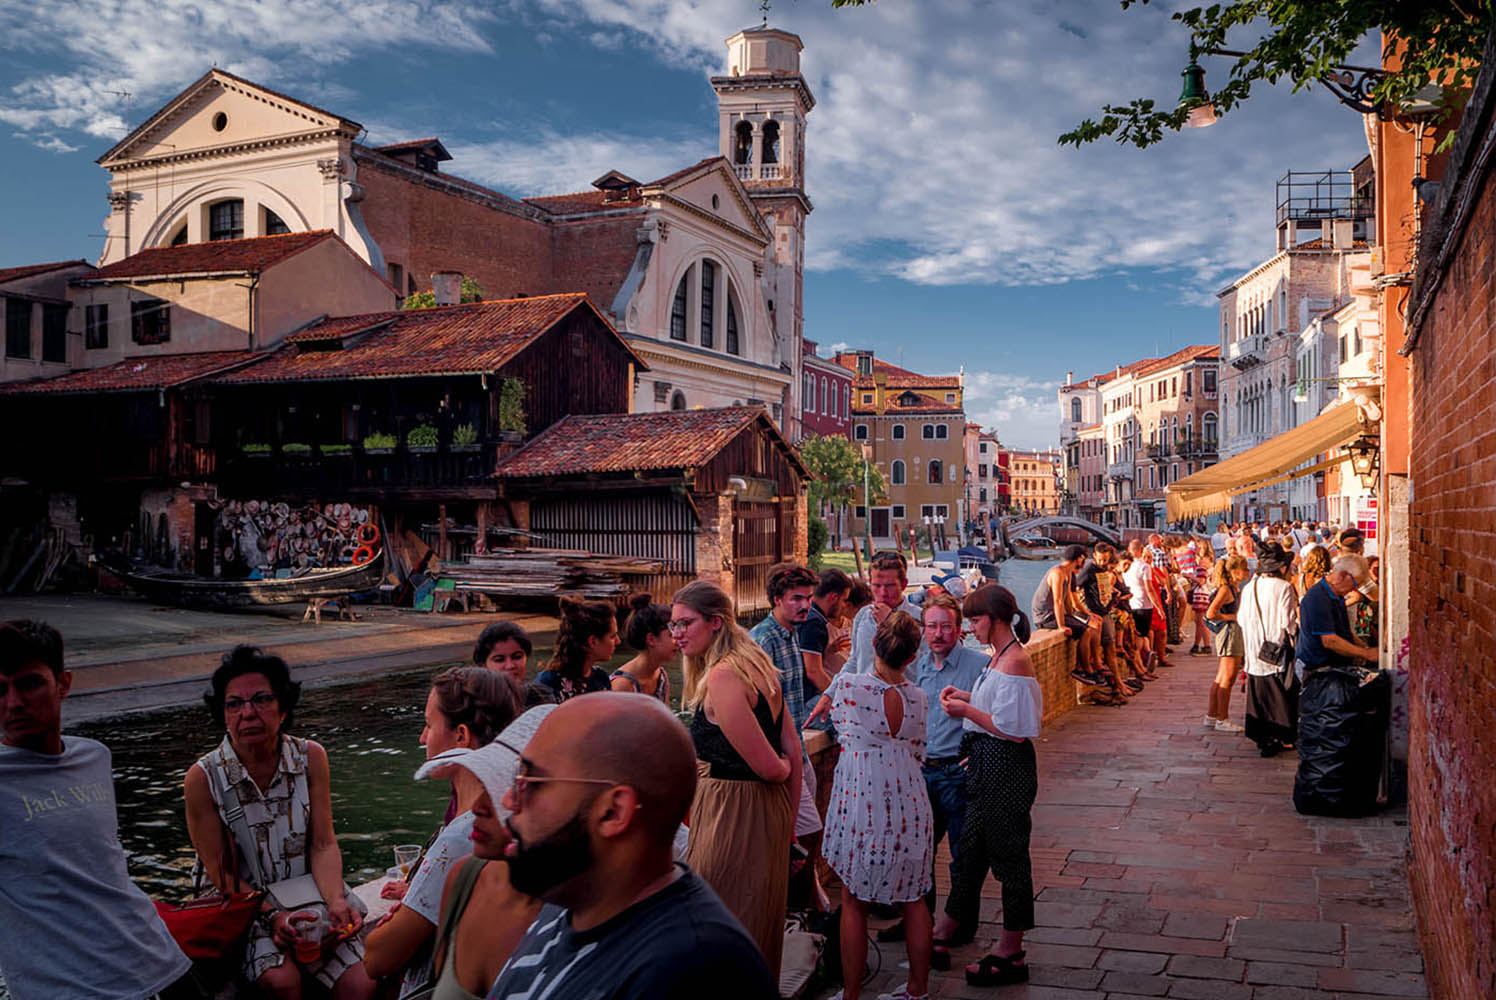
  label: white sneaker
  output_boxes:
[1214,719,1244,733]
[1202,716,1218,729]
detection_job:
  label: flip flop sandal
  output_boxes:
[965,951,1029,987]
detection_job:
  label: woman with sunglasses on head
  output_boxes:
[185,646,378,1000]
[363,667,520,997]
[672,580,801,978]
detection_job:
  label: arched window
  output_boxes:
[761,120,780,164]
[819,377,827,413]
[699,260,716,349]
[208,199,243,241]
[891,460,906,485]
[725,297,739,355]
[1071,397,1082,423]
[928,460,943,484]
[891,424,905,439]
[734,121,753,165]
[670,390,686,411]
[670,272,688,341]
[169,225,188,246]
[1185,413,1193,441]
[1203,412,1218,442]
[264,208,290,236]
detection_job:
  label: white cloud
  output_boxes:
[962,370,1063,451]
[0,0,497,142]
[22,133,81,154]
[466,0,1369,300]
[825,341,850,357]
[443,130,712,197]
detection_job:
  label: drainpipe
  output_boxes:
[246,273,260,350]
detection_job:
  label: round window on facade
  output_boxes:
[212,112,228,132]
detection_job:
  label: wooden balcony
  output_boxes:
[216,442,502,501]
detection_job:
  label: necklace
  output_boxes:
[992,636,1020,666]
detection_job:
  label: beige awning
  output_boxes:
[1166,402,1371,521]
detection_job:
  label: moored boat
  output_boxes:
[121,553,385,609]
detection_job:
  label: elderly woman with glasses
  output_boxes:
[184,646,377,1000]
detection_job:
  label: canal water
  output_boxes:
[80,559,1058,901]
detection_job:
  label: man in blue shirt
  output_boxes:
[1296,568,1376,670]
[877,591,987,956]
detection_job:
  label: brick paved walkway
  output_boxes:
[841,650,1427,1000]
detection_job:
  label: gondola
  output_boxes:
[120,552,385,609]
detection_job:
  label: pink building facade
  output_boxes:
[799,338,852,439]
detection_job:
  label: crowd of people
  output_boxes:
[1029,520,1381,758]
[0,521,1380,999]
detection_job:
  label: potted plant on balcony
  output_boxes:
[282,442,312,457]
[321,443,353,457]
[451,423,480,453]
[497,378,526,443]
[407,423,439,454]
[243,442,271,459]
[363,432,396,455]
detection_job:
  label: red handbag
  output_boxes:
[155,891,263,960]
[156,819,264,960]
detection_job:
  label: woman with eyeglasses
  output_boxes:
[184,646,378,999]
[364,667,521,997]
[672,580,801,978]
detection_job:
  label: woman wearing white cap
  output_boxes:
[364,668,520,997]
[408,707,554,1000]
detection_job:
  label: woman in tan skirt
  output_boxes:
[672,580,801,977]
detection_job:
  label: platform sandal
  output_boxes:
[965,950,1029,987]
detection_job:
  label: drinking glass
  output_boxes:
[393,844,421,880]
[288,909,328,964]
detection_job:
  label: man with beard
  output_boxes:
[487,694,773,1000]
[750,562,825,889]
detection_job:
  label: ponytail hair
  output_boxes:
[961,583,1031,644]
[624,592,671,650]
[547,596,617,678]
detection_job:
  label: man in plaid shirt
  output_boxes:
[749,562,826,901]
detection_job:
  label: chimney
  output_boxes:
[431,271,463,307]
[1065,370,1074,386]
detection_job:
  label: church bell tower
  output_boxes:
[712,26,814,435]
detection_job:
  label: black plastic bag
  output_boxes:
[1293,667,1390,816]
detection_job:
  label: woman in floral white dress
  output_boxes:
[823,610,933,1000]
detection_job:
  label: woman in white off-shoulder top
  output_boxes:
[936,584,1041,989]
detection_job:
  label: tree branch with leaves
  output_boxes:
[1056,1,1486,148]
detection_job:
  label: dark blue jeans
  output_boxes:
[923,759,967,912]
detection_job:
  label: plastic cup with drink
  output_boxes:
[288,908,329,964]
[393,844,422,881]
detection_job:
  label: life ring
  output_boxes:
[352,545,376,566]
[356,522,380,545]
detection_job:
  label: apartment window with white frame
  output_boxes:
[892,504,905,518]
[891,424,905,439]
[854,424,868,440]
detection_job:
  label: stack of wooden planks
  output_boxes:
[444,548,665,601]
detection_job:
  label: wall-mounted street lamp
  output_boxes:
[1344,435,1381,489]
[1178,48,1392,128]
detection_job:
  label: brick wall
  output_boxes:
[1403,49,1496,1000]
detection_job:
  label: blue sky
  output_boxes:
[0,0,1373,448]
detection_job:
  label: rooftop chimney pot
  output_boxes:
[432,271,463,307]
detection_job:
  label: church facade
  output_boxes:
[92,27,814,432]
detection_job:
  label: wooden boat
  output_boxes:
[121,553,385,609]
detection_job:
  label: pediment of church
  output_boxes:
[646,158,769,243]
[98,69,361,168]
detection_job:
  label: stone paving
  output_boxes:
[840,650,1427,1000]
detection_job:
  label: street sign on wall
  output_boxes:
[1352,495,1378,557]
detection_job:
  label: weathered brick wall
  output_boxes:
[1027,628,1080,724]
[1405,82,1496,1000]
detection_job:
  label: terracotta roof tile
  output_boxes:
[0,260,92,284]
[0,350,258,395]
[524,190,644,216]
[496,406,785,478]
[87,232,334,281]
[216,294,639,383]
[1133,344,1219,377]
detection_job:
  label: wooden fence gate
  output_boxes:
[530,493,698,602]
[733,500,785,616]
